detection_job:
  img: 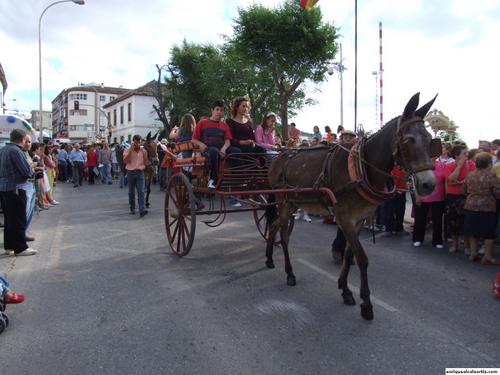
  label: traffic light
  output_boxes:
[74,100,80,110]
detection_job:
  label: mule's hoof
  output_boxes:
[287,276,296,286]
[361,307,374,321]
[265,260,275,269]
[342,294,356,306]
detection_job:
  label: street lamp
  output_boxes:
[2,98,16,114]
[327,43,345,126]
[80,83,104,138]
[38,0,85,143]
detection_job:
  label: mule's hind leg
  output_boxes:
[338,244,356,306]
[279,202,297,286]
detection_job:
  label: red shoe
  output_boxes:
[4,293,25,304]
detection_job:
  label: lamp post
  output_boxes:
[2,99,16,114]
[39,0,85,143]
[327,43,345,126]
[80,83,104,138]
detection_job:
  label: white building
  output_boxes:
[51,84,129,141]
[103,80,161,144]
[30,110,52,134]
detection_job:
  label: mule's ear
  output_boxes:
[152,131,159,141]
[146,131,151,140]
[415,94,438,119]
[403,92,420,118]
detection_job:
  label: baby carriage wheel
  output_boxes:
[1,312,8,327]
[0,315,7,334]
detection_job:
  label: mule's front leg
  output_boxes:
[338,248,355,306]
[145,184,151,208]
[358,257,373,321]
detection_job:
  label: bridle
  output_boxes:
[144,140,159,166]
[392,116,436,175]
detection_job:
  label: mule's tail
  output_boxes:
[265,194,277,231]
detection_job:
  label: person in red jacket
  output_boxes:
[383,167,409,237]
[86,145,99,185]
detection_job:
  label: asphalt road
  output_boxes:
[1,180,499,375]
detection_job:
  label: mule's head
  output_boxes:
[144,131,159,166]
[393,93,438,196]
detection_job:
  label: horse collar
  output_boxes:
[348,140,396,205]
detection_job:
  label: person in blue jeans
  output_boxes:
[191,100,242,190]
[57,144,68,182]
[123,135,150,218]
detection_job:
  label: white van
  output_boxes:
[0,114,38,147]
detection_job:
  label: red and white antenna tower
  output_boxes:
[379,21,384,129]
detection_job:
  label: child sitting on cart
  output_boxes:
[191,100,242,189]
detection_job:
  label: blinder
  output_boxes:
[429,138,442,158]
[402,139,414,162]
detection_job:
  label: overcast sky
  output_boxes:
[1,0,499,146]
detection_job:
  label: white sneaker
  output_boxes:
[207,179,215,189]
[464,248,471,256]
[413,241,422,247]
[50,200,60,205]
[294,214,302,220]
[16,248,38,256]
[478,245,485,255]
[231,202,242,207]
[303,214,312,222]
[435,244,444,249]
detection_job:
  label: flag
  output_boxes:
[300,0,319,10]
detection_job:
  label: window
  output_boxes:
[127,103,132,122]
[70,109,88,116]
[120,135,124,143]
[120,106,124,124]
[107,112,111,126]
[69,124,94,131]
[99,95,105,102]
[110,96,115,101]
[69,93,87,100]
[113,109,117,126]
[127,134,131,143]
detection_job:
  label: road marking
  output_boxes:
[296,258,399,313]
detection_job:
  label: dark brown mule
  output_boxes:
[265,93,439,321]
[143,131,159,208]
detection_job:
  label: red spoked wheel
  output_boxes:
[253,194,294,245]
[165,173,196,256]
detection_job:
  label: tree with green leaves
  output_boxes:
[163,39,304,129]
[229,0,339,139]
